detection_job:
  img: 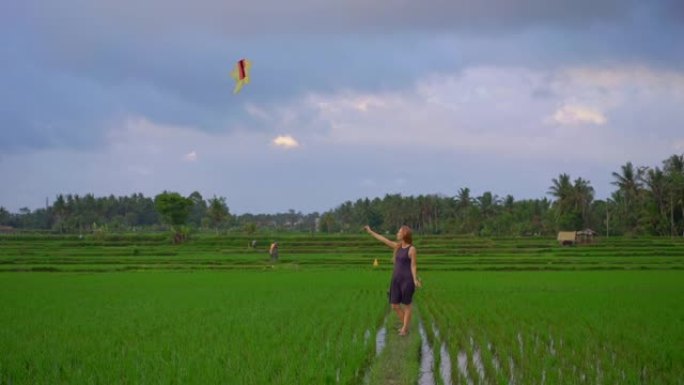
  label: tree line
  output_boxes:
[1,154,683,237]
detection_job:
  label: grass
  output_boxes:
[1,233,683,272]
[419,271,684,385]
[0,271,386,385]
[1,234,683,384]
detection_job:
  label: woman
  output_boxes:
[364,225,421,336]
[269,242,279,262]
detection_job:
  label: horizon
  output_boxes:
[0,158,662,215]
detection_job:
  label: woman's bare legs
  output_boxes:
[399,304,412,335]
[391,303,404,327]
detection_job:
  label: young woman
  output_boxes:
[364,225,421,336]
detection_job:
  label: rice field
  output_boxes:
[1,234,683,384]
[419,271,684,385]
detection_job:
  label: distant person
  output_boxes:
[364,225,421,336]
[269,242,279,262]
[251,239,257,249]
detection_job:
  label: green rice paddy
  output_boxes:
[1,234,683,384]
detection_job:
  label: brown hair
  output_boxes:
[399,225,413,245]
[393,225,413,261]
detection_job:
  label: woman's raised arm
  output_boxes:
[363,225,398,249]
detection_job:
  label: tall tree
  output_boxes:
[207,196,230,234]
[188,191,208,228]
[548,173,578,229]
[573,177,595,229]
[548,174,573,212]
[154,192,193,243]
[663,154,684,236]
[611,162,646,234]
[0,207,10,225]
[641,167,669,235]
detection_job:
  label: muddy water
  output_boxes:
[418,322,436,385]
[437,343,454,385]
[488,341,501,374]
[472,346,486,383]
[509,356,517,385]
[456,349,472,385]
[375,325,387,357]
[362,314,390,385]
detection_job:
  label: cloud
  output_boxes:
[674,140,684,152]
[17,0,660,37]
[248,65,683,165]
[3,0,682,155]
[272,135,300,149]
[550,105,607,125]
[183,150,198,162]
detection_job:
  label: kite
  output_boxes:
[230,59,251,94]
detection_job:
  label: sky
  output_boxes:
[1,0,683,214]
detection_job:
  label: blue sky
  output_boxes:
[1,0,683,213]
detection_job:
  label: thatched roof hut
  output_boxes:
[557,231,577,246]
[576,229,597,244]
[557,229,597,246]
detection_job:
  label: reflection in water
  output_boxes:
[375,325,387,357]
[456,349,472,385]
[418,322,435,385]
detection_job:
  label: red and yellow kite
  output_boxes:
[230,59,251,94]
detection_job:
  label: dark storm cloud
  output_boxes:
[1,0,682,153]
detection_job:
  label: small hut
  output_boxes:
[557,231,577,246]
[557,229,597,246]
[576,229,597,244]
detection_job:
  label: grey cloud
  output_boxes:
[2,0,682,153]
[21,0,649,36]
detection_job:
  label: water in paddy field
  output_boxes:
[508,356,516,385]
[472,346,486,383]
[487,341,501,374]
[439,342,456,385]
[363,313,390,385]
[375,324,387,357]
[456,349,472,385]
[418,321,435,385]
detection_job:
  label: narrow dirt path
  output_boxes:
[364,310,422,385]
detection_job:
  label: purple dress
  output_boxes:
[389,245,415,305]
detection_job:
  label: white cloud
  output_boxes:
[550,104,607,126]
[674,140,684,152]
[272,135,300,149]
[247,65,683,165]
[183,150,198,162]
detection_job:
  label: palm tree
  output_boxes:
[611,162,646,233]
[477,192,500,220]
[611,162,645,202]
[663,154,684,236]
[573,177,595,228]
[641,167,668,235]
[548,173,573,215]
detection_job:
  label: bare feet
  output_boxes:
[398,328,409,336]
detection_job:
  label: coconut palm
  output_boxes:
[573,177,595,228]
[548,173,573,215]
[663,154,684,235]
[611,162,646,233]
